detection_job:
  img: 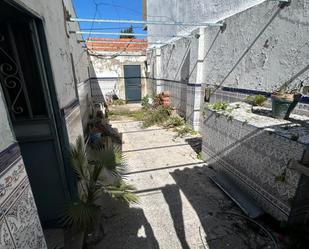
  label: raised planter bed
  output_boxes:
[202,102,309,223]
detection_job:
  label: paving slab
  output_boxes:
[95,118,278,249]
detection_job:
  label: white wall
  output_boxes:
[147,0,309,130]
[90,54,148,100]
[0,91,15,151]
[147,0,265,43]
[13,0,89,109]
[203,0,309,92]
[148,29,202,129]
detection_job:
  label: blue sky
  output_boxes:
[72,0,146,39]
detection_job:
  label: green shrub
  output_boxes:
[244,94,267,106]
[129,110,146,121]
[208,102,229,111]
[141,95,151,110]
[164,115,185,128]
[113,99,126,105]
[197,152,203,160]
[142,106,172,128]
[108,108,146,121]
[175,125,196,137]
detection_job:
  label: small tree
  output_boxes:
[120,25,135,39]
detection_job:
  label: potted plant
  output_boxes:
[271,80,303,119]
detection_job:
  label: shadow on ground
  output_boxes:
[97,203,159,249]
[165,166,279,249]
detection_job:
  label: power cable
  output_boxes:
[87,1,99,41]
[73,0,99,67]
[91,1,194,36]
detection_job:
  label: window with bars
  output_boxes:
[0,21,47,121]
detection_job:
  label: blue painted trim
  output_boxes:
[221,87,271,97]
[187,83,202,87]
[220,87,309,104]
[0,143,20,174]
[61,99,80,118]
[90,77,118,80]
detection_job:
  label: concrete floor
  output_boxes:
[95,118,277,249]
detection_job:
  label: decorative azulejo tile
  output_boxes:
[0,143,21,175]
[202,108,309,222]
[4,184,47,249]
[0,159,27,207]
[0,143,47,248]
[0,217,15,249]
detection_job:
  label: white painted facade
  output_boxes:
[202,0,309,92]
[89,53,150,101]
[147,0,309,130]
[146,0,266,43]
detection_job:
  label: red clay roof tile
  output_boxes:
[86,38,147,52]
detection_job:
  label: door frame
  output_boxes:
[123,64,142,102]
[2,0,77,220]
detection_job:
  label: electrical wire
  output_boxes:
[73,0,99,67]
[91,1,194,36]
[87,1,99,41]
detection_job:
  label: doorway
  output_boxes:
[0,2,71,227]
[124,65,142,101]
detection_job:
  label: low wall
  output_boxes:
[202,103,309,222]
[162,81,187,117]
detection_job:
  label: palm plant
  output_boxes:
[62,136,138,232]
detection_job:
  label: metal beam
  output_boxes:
[84,45,146,50]
[69,18,223,27]
[89,53,146,57]
[71,31,147,37]
[80,40,147,44]
[79,40,166,45]
[71,31,191,38]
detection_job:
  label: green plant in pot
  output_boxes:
[271,79,303,119]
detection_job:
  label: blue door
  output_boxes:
[124,65,141,101]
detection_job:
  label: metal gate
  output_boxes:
[0,9,71,226]
[124,65,141,101]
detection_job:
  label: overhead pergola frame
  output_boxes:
[80,40,166,45]
[69,17,224,27]
[69,17,225,47]
[70,30,200,39]
[71,31,147,37]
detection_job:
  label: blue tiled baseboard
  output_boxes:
[205,86,309,116]
[220,86,309,104]
[0,143,21,174]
